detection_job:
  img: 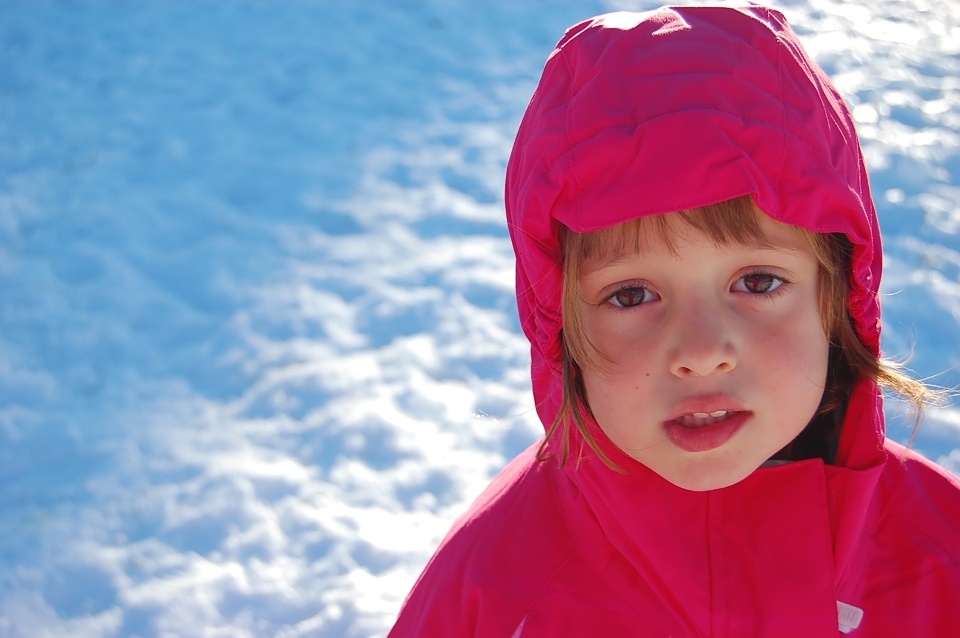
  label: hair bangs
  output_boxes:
[566,196,769,276]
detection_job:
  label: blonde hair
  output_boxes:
[540,196,940,469]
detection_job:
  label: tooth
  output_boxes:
[692,412,709,418]
[710,410,727,417]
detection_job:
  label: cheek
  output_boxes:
[754,308,830,395]
[582,367,653,448]
[581,344,659,438]
[582,311,658,371]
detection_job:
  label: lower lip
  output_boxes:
[663,411,751,452]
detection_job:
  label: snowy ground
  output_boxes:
[0,0,957,636]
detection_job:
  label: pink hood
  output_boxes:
[506,4,882,435]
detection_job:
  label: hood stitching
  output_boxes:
[559,46,585,230]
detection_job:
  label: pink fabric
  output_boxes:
[390,5,960,636]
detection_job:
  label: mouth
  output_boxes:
[663,409,751,452]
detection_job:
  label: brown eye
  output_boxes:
[736,273,783,294]
[609,286,659,307]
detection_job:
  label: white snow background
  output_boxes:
[0,0,958,636]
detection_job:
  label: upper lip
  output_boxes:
[665,395,749,422]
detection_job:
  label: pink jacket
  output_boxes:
[389,6,960,636]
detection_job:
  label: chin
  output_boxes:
[657,461,759,492]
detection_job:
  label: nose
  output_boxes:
[668,300,738,378]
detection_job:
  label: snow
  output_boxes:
[0,0,957,636]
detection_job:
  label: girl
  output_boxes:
[390,5,960,636]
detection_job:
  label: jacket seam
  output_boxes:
[706,492,719,638]
[519,461,587,630]
[515,550,579,635]
[891,511,960,564]
[547,464,667,627]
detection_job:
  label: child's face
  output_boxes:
[577,213,829,491]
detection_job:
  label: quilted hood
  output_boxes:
[505,4,884,459]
